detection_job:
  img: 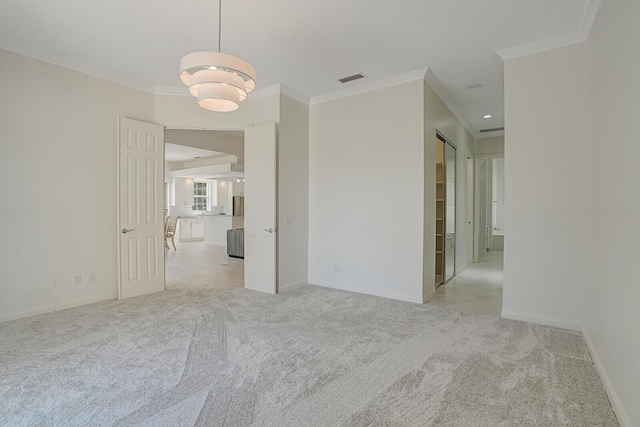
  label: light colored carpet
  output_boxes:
[0,285,618,426]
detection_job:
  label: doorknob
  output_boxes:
[121,228,136,234]
[263,228,275,233]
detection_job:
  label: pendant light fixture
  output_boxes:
[180,0,256,112]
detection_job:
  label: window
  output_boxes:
[193,181,209,211]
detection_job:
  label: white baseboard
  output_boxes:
[308,282,424,304]
[581,327,632,427]
[0,293,118,323]
[500,310,581,331]
[278,281,307,292]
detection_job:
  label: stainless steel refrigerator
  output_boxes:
[232,196,244,216]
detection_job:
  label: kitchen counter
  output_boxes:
[177,217,204,242]
[203,215,244,247]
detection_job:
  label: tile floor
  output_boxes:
[165,240,244,290]
[428,251,504,316]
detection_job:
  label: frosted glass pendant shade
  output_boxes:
[197,83,240,112]
[180,51,256,112]
[189,69,248,101]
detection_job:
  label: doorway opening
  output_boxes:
[428,149,505,316]
[475,156,504,260]
[163,129,246,291]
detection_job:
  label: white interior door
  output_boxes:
[466,154,474,264]
[476,159,488,259]
[118,118,165,299]
[244,123,277,294]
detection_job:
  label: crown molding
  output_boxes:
[495,31,584,61]
[278,84,310,105]
[309,68,429,106]
[578,0,602,40]
[248,83,309,105]
[496,0,601,60]
[0,37,156,94]
[249,84,281,100]
[423,69,480,139]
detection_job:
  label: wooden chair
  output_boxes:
[165,216,180,250]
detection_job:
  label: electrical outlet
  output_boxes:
[285,217,292,226]
[88,273,95,283]
[75,274,82,285]
[600,318,605,337]
[46,276,56,289]
[334,265,342,273]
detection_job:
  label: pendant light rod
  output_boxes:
[179,0,256,112]
[217,0,222,52]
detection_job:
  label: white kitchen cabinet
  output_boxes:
[215,181,229,207]
[191,219,204,238]
[178,218,204,241]
[183,179,195,207]
[179,219,191,240]
[172,178,194,208]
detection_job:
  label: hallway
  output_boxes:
[428,251,503,316]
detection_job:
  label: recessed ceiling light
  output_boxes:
[482,114,493,119]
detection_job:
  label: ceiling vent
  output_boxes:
[479,127,505,133]
[338,73,365,84]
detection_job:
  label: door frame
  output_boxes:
[161,125,278,291]
[473,153,504,261]
[436,131,457,285]
[466,151,474,265]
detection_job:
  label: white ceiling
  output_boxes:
[0,0,598,137]
[165,143,224,162]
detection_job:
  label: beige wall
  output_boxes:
[503,43,593,327]
[309,80,426,303]
[278,95,309,288]
[473,136,504,156]
[504,11,639,420]
[585,0,640,424]
[0,48,155,320]
[307,76,473,303]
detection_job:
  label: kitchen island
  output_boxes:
[203,215,244,247]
